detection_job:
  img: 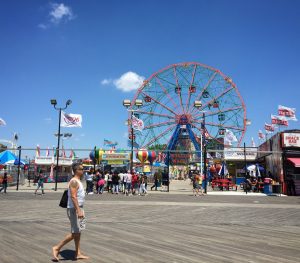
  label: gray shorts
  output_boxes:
[67,207,85,233]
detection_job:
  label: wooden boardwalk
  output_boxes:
[0,192,300,263]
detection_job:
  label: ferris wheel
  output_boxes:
[129,62,247,150]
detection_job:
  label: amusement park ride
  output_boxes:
[126,62,247,164]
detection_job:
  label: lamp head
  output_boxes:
[123,99,131,108]
[134,99,143,107]
[194,100,202,108]
[50,99,57,106]
[66,99,72,106]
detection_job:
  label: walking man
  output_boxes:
[34,170,45,195]
[52,163,89,261]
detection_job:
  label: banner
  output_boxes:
[61,112,82,127]
[264,123,275,133]
[132,115,144,131]
[224,129,238,145]
[278,105,297,121]
[36,145,40,157]
[0,118,6,126]
[104,139,118,147]
[271,115,288,126]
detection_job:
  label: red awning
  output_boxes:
[287,158,300,167]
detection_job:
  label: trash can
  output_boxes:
[264,184,272,194]
[264,177,272,195]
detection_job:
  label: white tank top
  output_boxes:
[67,178,85,208]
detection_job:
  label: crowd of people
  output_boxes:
[83,169,167,196]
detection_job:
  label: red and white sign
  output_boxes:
[271,115,288,126]
[61,112,82,127]
[282,133,300,148]
[278,105,297,121]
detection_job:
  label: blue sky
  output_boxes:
[0,0,299,158]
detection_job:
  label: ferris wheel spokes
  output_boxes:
[140,90,177,115]
[185,64,197,113]
[143,124,177,148]
[173,66,185,113]
[155,76,179,111]
[143,120,176,130]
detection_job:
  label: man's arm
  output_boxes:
[69,180,84,218]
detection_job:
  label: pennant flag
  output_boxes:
[127,139,139,149]
[61,112,82,127]
[69,149,76,159]
[62,146,66,158]
[258,130,265,139]
[264,123,275,133]
[104,139,118,147]
[46,147,50,157]
[271,115,289,126]
[224,129,238,145]
[0,118,6,126]
[132,115,144,131]
[218,162,228,177]
[278,105,297,121]
[251,137,256,147]
[36,145,40,157]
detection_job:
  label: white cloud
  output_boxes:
[38,3,75,29]
[113,72,145,92]
[38,23,48,30]
[50,3,74,24]
[101,79,112,85]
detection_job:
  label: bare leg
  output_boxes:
[73,233,89,260]
[52,233,74,261]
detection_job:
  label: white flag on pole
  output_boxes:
[61,112,82,128]
[0,118,6,126]
[278,105,297,121]
[224,129,238,145]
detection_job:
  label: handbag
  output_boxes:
[59,189,68,208]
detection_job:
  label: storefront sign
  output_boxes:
[102,153,130,160]
[108,160,124,165]
[282,133,300,148]
[34,156,72,166]
[35,156,54,165]
[224,148,257,161]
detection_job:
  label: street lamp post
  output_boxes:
[51,99,72,191]
[194,101,207,193]
[123,99,143,173]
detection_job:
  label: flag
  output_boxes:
[251,137,256,147]
[53,146,56,157]
[62,146,66,158]
[36,145,40,157]
[258,130,265,139]
[218,162,228,177]
[104,139,118,147]
[132,115,144,131]
[46,147,50,157]
[0,118,6,126]
[265,123,275,133]
[61,112,82,127]
[69,149,76,159]
[271,115,288,126]
[278,105,297,121]
[224,129,238,145]
[127,139,139,149]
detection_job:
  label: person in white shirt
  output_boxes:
[52,163,89,261]
[124,171,132,196]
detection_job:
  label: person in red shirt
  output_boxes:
[131,173,139,195]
